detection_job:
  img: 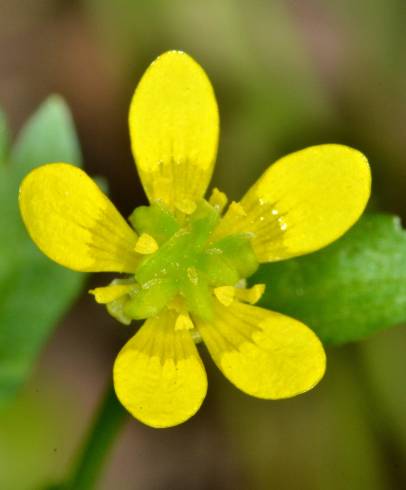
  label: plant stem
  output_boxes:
[63,382,127,490]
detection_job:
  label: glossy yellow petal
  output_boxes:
[113,308,207,428]
[19,163,139,272]
[215,144,371,262]
[129,51,219,210]
[197,300,326,399]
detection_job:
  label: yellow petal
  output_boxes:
[215,144,371,262]
[129,51,219,210]
[197,300,326,399]
[113,309,207,428]
[19,163,139,272]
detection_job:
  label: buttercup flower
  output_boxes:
[19,51,371,428]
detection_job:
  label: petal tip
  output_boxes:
[128,49,219,208]
[113,356,207,428]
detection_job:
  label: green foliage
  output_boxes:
[0,97,85,406]
[11,95,82,178]
[252,214,406,345]
[0,109,9,163]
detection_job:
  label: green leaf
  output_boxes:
[0,97,86,406]
[252,214,406,345]
[11,95,82,178]
[0,108,9,163]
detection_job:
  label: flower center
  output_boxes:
[122,199,259,322]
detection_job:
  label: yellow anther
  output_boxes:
[209,187,228,213]
[228,201,247,217]
[134,233,159,254]
[175,198,197,215]
[175,312,194,331]
[214,286,235,306]
[89,284,133,304]
[235,284,266,304]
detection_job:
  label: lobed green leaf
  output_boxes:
[252,214,406,344]
[0,96,85,406]
[11,95,82,177]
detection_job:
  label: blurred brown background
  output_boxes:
[1,0,406,489]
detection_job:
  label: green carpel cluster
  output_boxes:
[119,200,258,322]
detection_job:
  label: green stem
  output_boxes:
[63,382,127,490]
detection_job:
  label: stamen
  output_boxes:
[209,188,228,213]
[134,233,159,254]
[214,286,235,306]
[89,284,133,304]
[228,201,247,217]
[235,283,266,304]
[175,312,194,331]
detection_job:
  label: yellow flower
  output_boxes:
[18,51,371,428]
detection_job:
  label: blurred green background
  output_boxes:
[1,0,406,488]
